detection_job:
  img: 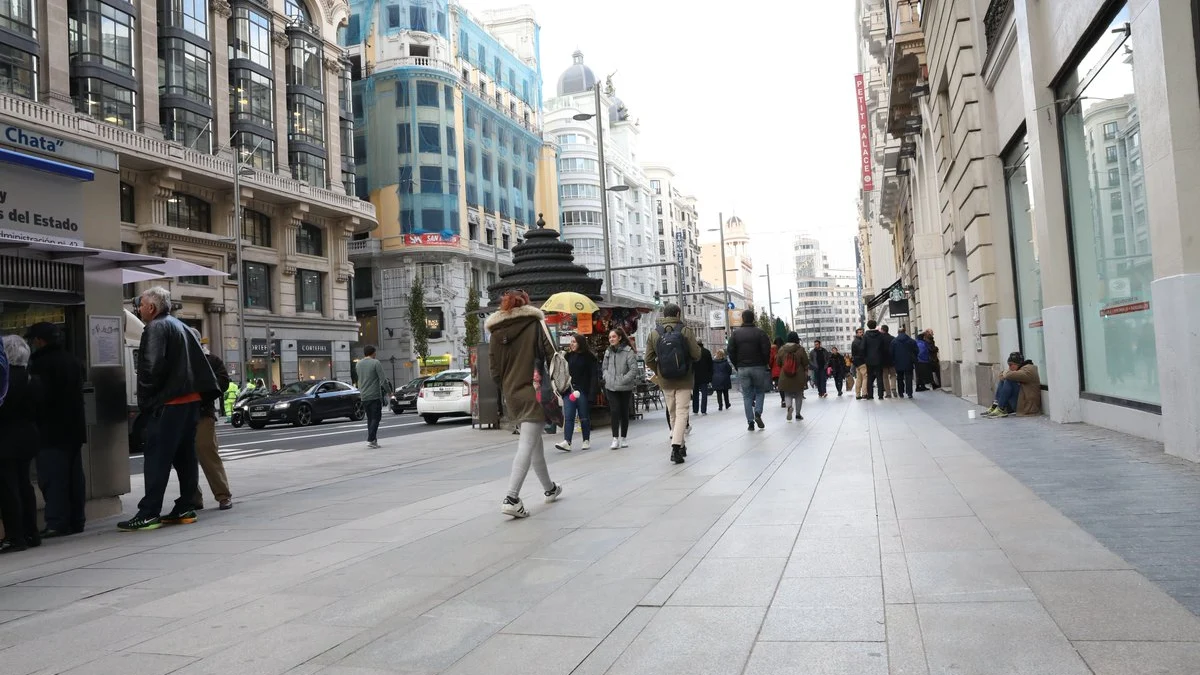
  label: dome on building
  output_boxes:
[557,50,596,97]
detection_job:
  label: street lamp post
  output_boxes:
[573,83,627,304]
[760,263,774,330]
[717,212,730,335]
[233,162,255,388]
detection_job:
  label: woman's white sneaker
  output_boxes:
[619,438,629,448]
[610,438,620,449]
[581,439,591,450]
[501,497,529,518]
[544,483,563,503]
[554,441,572,452]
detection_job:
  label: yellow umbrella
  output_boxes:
[541,292,599,315]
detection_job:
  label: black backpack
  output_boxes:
[655,324,692,380]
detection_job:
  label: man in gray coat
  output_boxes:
[356,345,389,448]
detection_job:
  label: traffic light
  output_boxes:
[653,290,663,309]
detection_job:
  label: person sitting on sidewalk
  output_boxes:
[984,352,1042,418]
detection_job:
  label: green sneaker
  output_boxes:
[160,510,197,525]
[117,515,162,531]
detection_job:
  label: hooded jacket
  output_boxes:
[711,356,733,390]
[775,343,810,393]
[602,342,639,392]
[485,304,557,424]
[1001,361,1042,416]
[647,316,702,390]
[890,332,918,371]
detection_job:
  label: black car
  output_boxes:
[245,380,364,429]
[390,376,430,414]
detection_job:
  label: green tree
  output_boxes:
[773,317,787,341]
[464,284,481,349]
[758,309,772,337]
[409,277,430,361]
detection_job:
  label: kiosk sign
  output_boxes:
[0,166,84,246]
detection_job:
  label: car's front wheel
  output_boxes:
[392,406,405,415]
[351,401,365,421]
[422,414,440,425]
[293,404,314,427]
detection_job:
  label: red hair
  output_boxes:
[500,290,530,311]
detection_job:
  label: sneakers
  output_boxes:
[780,400,787,408]
[544,483,563,503]
[747,422,755,431]
[218,499,233,510]
[117,515,162,531]
[983,403,1000,416]
[680,445,687,458]
[367,441,380,449]
[754,414,765,429]
[786,406,793,421]
[619,438,629,448]
[501,496,529,518]
[670,445,685,464]
[161,510,197,525]
[554,441,572,452]
[582,439,591,450]
[985,407,1012,418]
[610,438,620,450]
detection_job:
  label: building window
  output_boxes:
[399,165,412,193]
[445,126,456,156]
[289,93,325,144]
[159,38,211,104]
[1003,140,1045,381]
[409,5,427,31]
[560,183,600,200]
[242,208,271,246]
[178,274,209,286]
[243,261,271,309]
[229,5,271,67]
[296,222,323,256]
[1103,121,1118,140]
[1058,3,1157,406]
[561,210,601,227]
[159,0,208,39]
[166,192,211,232]
[421,209,443,231]
[230,68,273,127]
[296,269,323,312]
[68,0,136,75]
[416,80,437,106]
[161,108,212,152]
[386,4,399,28]
[420,165,441,193]
[119,181,135,223]
[291,151,326,187]
[558,157,598,174]
[232,130,274,170]
[353,268,372,299]
[0,45,35,100]
[287,37,323,90]
[0,0,34,37]
[443,83,453,111]
[1108,168,1120,187]
[397,122,411,153]
[448,168,458,195]
[71,76,135,127]
[418,123,440,152]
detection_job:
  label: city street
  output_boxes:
[128,412,469,475]
[5,391,1200,674]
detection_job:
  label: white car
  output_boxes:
[416,369,472,424]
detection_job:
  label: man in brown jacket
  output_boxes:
[647,304,702,464]
[984,352,1041,417]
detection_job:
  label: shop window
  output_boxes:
[1058,3,1157,405]
[296,222,323,256]
[296,269,323,312]
[243,261,272,309]
[1003,139,1045,381]
[242,208,271,247]
[416,81,437,106]
[120,182,135,223]
[166,192,211,232]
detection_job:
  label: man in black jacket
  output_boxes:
[26,322,87,538]
[691,340,714,415]
[862,320,887,400]
[851,328,867,399]
[809,340,830,398]
[120,287,219,532]
[727,309,773,431]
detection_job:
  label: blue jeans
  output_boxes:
[563,391,591,443]
[738,366,771,422]
[995,379,1019,412]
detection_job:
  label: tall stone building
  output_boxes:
[644,164,703,331]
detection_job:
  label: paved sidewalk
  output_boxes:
[1,392,1199,674]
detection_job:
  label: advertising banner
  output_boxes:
[855,74,875,192]
[0,165,84,246]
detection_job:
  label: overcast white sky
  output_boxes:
[464,0,861,310]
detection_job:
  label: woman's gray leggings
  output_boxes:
[508,421,554,499]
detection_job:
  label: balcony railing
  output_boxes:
[347,238,380,256]
[374,55,457,76]
[0,93,376,221]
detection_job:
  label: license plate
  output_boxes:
[250,412,267,418]
[435,390,452,397]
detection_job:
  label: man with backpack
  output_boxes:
[646,303,701,465]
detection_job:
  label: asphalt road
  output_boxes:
[127,410,471,474]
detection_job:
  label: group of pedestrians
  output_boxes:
[849,321,937,400]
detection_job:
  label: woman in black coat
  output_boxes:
[711,349,734,411]
[0,335,43,553]
[828,347,849,396]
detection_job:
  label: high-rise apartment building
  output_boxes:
[792,236,860,350]
[344,1,557,377]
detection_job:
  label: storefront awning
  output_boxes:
[0,147,95,181]
[0,236,227,283]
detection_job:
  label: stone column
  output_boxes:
[272,30,291,175]
[38,0,72,110]
[323,53,344,191]
[211,0,234,157]
[1134,0,1200,460]
[136,0,163,135]
[1014,0,1081,422]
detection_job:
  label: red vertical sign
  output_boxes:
[855,74,874,191]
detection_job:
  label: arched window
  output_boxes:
[284,0,310,23]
